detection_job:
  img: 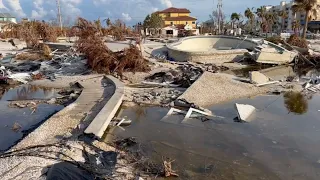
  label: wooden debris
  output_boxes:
[12,122,22,132]
[163,160,179,177]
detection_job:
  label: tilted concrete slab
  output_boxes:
[235,103,256,122]
[259,65,294,81]
[256,50,295,65]
[178,72,267,107]
[249,71,270,84]
[85,75,124,138]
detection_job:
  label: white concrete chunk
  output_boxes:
[256,48,296,65]
[235,103,256,122]
[250,71,270,84]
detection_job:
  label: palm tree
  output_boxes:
[265,12,278,33]
[278,10,288,32]
[293,0,319,38]
[292,20,301,34]
[94,18,102,35]
[292,4,303,35]
[104,18,112,27]
[255,6,267,33]
[244,8,255,33]
[231,13,240,35]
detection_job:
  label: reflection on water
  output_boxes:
[109,94,320,180]
[132,105,147,119]
[0,84,58,101]
[0,102,63,151]
[229,64,273,78]
[0,84,63,151]
[230,65,320,80]
[283,91,308,115]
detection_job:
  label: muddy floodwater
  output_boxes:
[108,93,320,180]
[0,84,63,151]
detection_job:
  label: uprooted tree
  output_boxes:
[1,20,65,48]
[73,17,150,75]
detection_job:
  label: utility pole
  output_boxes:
[56,0,63,31]
[217,0,222,34]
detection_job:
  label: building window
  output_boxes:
[192,21,195,24]
[170,22,173,25]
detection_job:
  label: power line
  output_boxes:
[217,0,222,33]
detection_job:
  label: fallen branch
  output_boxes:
[163,160,179,177]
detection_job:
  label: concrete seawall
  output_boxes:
[13,75,106,149]
[84,75,124,138]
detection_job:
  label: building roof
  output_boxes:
[0,13,15,18]
[159,7,191,13]
[165,16,197,21]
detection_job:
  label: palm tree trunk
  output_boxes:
[302,10,310,39]
[250,19,253,33]
[282,18,284,33]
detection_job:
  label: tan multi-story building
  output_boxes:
[156,7,197,29]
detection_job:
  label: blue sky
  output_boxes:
[0,0,283,26]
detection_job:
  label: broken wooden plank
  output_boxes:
[256,81,279,87]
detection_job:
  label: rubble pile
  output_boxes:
[144,64,228,88]
[39,47,89,79]
[302,75,320,93]
[124,88,183,105]
[0,47,90,84]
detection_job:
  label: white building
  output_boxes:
[0,13,16,24]
[161,26,179,37]
[0,13,17,32]
[266,0,320,32]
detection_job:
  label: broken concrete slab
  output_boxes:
[85,75,124,138]
[259,66,295,81]
[178,72,267,107]
[235,103,256,122]
[184,107,213,119]
[256,48,296,65]
[249,71,270,84]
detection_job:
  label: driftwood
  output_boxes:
[282,41,316,66]
[163,160,179,177]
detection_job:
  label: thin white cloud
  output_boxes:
[121,13,132,21]
[160,0,172,7]
[4,0,26,17]
[31,0,47,19]
[91,0,173,22]
[0,0,8,10]
[60,0,82,16]
[28,0,82,21]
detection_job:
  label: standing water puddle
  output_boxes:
[0,84,63,151]
[107,93,320,179]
